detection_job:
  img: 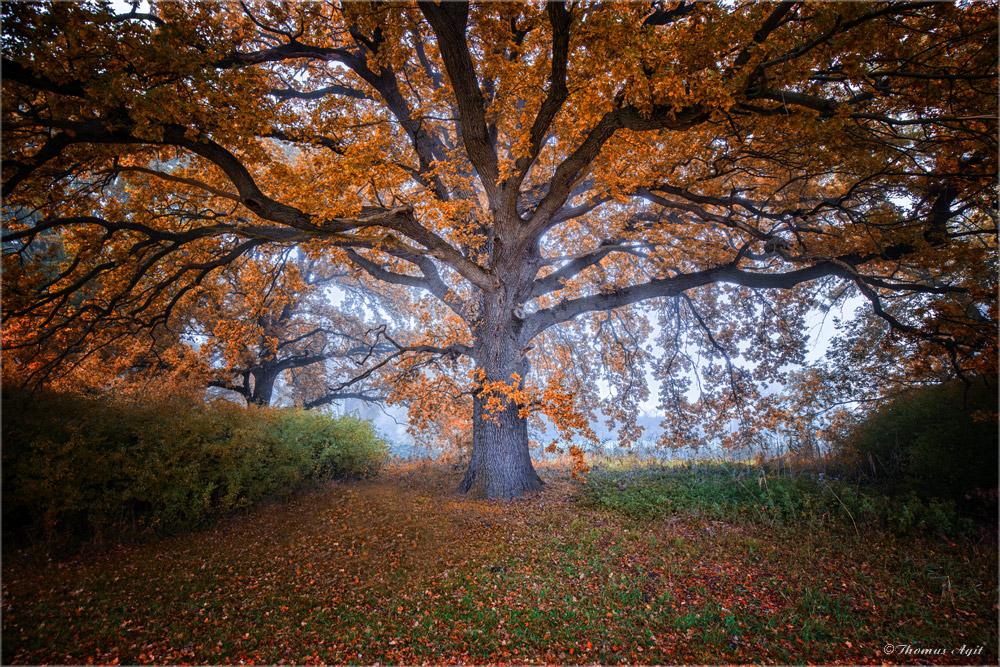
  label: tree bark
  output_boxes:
[249,367,277,406]
[458,284,544,499]
[458,381,544,499]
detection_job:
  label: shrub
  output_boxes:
[2,391,389,547]
[840,381,998,502]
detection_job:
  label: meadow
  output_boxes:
[3,458,996,665]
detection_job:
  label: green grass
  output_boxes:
[580,459,976,537]
[2,459,996,665]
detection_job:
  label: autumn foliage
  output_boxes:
[2,1,997,496]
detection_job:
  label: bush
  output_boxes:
[2,391,389,547]
[840,381,998,502]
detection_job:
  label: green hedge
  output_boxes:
[2,392,389,546]
[841,381,997,501]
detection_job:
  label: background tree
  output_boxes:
[3,1,996,498]
[192,253,394,408]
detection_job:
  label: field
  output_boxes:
[3,459,997,665]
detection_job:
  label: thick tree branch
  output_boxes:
[1,57,88,97]
[522,104,710,246]
[216,40,360,70]
[529,239,649,300]
[100,166,241,202]
[504,2,572,199]
[731,2,798,72]
[642,2,696,27]
[418,1,500,201]
[344,248,429,291]
[304,391,387,410]
[6,116,490,286]
[522,251,964,342]
[223,33,456,200]
[268,84,375,101]
[344,249,465,319]
[2,215,305,247]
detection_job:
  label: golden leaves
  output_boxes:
[3,0,996,465]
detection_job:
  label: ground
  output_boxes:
[2,460,997,665]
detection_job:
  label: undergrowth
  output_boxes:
[580,460,977,537]
[2,391,389,548]
[841,380,998,501]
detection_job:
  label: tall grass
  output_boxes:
[581,460,975,537]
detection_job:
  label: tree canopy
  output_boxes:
[3,1,996,497]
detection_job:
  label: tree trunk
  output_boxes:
[249,368,277,406]
[457,295,544,499]
[458,384,544,499]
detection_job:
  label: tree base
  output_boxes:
[457,463,544,499]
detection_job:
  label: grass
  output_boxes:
[580,458,977,536]
[2,458,997,665]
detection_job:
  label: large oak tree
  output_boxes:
[3,1,996,497]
